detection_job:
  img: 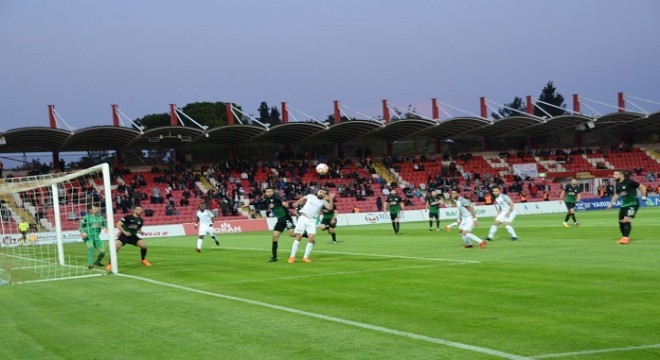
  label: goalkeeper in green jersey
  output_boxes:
[79,205,107,269]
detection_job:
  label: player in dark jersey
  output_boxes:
[559,179,581,227]
[252,187,295,262]
[107,206,150,270]
[425,190,442,231]
[607,170,647,245]
[319,206,337,244]
[385,189,405,235]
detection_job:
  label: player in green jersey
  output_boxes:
[385,189,405,235]
[425,190,442,231]
[319,206,337,244]
[252,187,295,262]
[559,179,581,227]
[607,170,647,245]
[79,205,108,269]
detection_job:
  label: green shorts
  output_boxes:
[84,237,104,250]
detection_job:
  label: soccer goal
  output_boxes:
[0,163,117,285]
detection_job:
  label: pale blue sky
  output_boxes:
[1,0,659,131]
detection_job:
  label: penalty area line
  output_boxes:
[118,273,529,360]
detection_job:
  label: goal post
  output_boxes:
[0,163,118,285]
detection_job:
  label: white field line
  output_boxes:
[224,263,467,285]
[222,246,481,264]
[118,273,531,360]
[531,343,660,359]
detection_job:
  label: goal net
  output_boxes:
[0,163,117,285]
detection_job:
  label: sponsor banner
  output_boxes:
[575,196,659,211]
[3,220,272,246]
[2,230,84,247]
[513,163,538,179]
[514,201,567,215]
[183,218,268,235]
[334,213,383,226]
[339,210,428,226]
[2,225,189,247]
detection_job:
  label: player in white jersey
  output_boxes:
[483,186,518,241]
[194,204,219,252]
[288,187,335,263]
[449,189,486,249]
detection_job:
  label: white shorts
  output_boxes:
[198,224,215,237]
[294,215,318,236]
[495,210,517,224]
[458,217,475,233]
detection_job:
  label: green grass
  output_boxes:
[2,208,660,359]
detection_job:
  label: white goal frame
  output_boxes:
[0,163,119,283]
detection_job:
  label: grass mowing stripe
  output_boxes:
[531,343,660,359]
[312,250,481,263]
[117,273,532,360]
[11,265,51,270]
[223,263,469,284]
[223,246,481,263]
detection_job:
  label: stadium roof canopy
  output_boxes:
[0,111,657,154]
[251,122,327,144]
[303,120,382,144]
[415,117,492,140]
[0,127,71,152]
[61,126,141,151]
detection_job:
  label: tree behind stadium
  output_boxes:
[135,101,242,130]
[492,81,567,119]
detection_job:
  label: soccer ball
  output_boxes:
[316,163,329,175]
[28,234,38,242]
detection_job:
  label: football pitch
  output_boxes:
[2,208,659,359]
